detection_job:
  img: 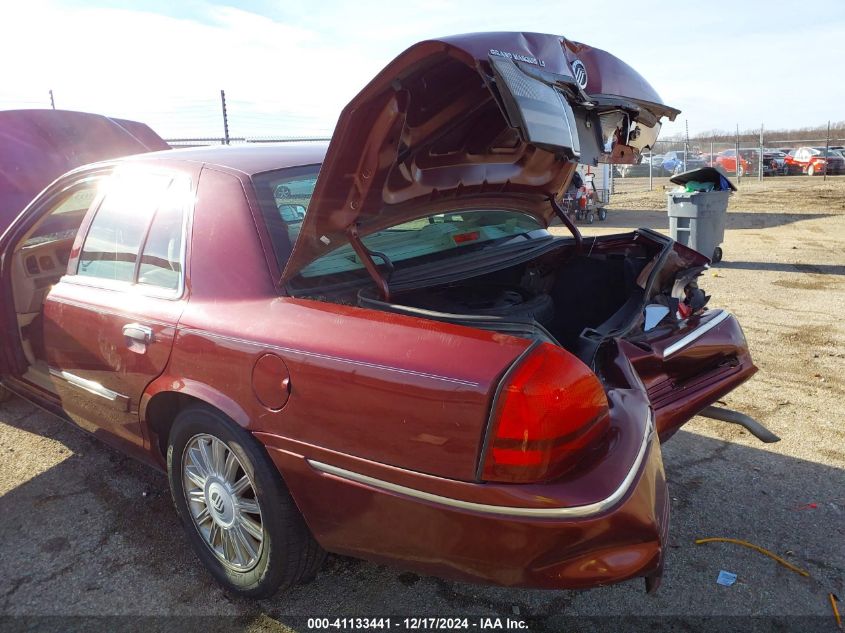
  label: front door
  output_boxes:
[43,169,192,452]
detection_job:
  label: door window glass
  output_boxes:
[137,180,189,291]
[78,172,172,282]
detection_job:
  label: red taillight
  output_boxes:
[481,343,610,483]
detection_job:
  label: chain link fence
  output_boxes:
[0,89,333,143]
[3,90,844,190]
[611,132,845,192]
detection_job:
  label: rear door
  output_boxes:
[42,168,192,451]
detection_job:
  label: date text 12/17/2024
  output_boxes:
[306,617,529,630]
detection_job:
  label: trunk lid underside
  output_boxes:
[281,31,680,282]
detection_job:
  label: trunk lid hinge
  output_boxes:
[347,223,393,301]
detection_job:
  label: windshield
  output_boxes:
[23,182,101,247]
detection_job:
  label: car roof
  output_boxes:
[125,142,329,175]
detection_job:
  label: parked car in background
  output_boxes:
[662,151,706,174]
[782,149,799,175]
[784,147,845,176]
[274,179,314,199]
[0,110,169,232]
[616,154,666,177]
[714,149,751,176]
[0,31,770,600]
[763,149,789,175]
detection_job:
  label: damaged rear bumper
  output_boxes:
[259,404,669,591]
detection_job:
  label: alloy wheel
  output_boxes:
[182,434,264,571]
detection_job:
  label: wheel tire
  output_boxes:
[808,164,816,176]
[598,208,608,221]
[277,186,291,198]
[167,405,324,598]
[586,211,595,224]
[737,165,745,177]
[712,247,723,263]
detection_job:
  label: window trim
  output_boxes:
[68,168,193,301]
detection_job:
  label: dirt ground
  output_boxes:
[1,181,844,632]
[609,174,845,212]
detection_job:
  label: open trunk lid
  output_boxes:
[281,31,679,282]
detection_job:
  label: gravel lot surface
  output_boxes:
[1,189,843,632]
[609,174,845,212]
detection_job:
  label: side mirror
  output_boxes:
[644,304,670,331]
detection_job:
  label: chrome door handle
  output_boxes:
[122,323,154,344]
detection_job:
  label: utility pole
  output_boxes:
[824,120,831,181]
[648,150,653,192]
[49,89,55,110]
[758,123,764,182]
[220,89,230,145]
[735,124,740,184]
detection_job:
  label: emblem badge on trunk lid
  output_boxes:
[571,59,588,89]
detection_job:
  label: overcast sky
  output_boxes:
[2,0,844,140]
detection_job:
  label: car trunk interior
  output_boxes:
[354,233,663,363]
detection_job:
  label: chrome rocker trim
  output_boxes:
[49,368,131,411]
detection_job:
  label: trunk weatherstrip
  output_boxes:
[307,411,654,519]
[663,310,730,358]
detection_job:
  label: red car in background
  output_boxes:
[0,32,771,598]
[714,149,751,176]
[784,146,845,175]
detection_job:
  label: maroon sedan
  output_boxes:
[0,32,769,597]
